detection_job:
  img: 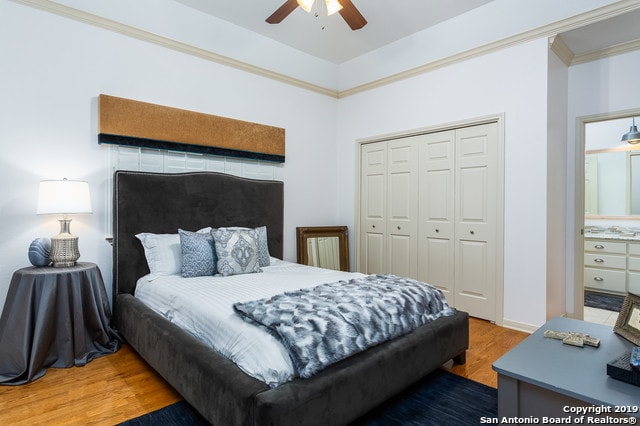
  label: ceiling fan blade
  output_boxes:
[266,0,299,24]
[338,0,367,30]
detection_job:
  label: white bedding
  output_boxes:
[135,258,366,387]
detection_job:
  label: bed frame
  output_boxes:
[112,170,468,425]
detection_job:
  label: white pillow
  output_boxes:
[136,227,212,277]
[135,233,181,277]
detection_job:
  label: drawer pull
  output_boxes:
[593,276,604,282]
[594,258,604,263]
[594,244,605,249]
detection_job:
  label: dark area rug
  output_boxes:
[118,369,496,426]
[584,291,624,312]
[118,400,209,426]
[351,369,497,425]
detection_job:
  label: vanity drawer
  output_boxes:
[584,268,626,293]
[629,256,640,271]
[628,272,640,294]
[584,240,626,254]
[629,243,640,256]
[584,253,626,269]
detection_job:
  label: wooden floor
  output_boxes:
[0,317,528,425]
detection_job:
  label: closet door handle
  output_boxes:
[593,276,604,282]
[594,244,604,249]
[397,226,401,230]
[594,258,604,263]
[372,225,376,228]
[470,230,475,235]
[435,229,440,233]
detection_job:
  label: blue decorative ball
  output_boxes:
[28,237,51,267]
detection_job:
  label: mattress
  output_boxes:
[135,258,366,387]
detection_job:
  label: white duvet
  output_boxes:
[135,258,366,387]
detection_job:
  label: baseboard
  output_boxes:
[500,318,539,334]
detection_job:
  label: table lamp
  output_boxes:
[37,178,92,267]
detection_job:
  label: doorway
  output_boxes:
[576,110,640,325]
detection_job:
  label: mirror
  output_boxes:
[296,226,349,272]
[585,117,640,218]
[585,150,630,216]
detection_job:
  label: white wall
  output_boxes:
[0,1,340,310]
[546,49,569,319]
[337,38,551,329]
[338,0,618,91]
[39,0,621,94]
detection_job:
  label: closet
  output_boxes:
[358,122,501,321]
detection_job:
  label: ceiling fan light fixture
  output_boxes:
[297,0,315,13]
[325,0,343,16]
[267,0,366,30]
[622,117,640,145]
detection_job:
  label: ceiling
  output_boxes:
[173,0,495,64]
[558,8,640,58]
[172,0,640,65]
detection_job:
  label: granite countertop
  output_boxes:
[584,229,640,241]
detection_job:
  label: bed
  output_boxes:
[112,170,469,425]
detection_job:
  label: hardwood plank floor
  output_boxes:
[442,317,529,388]
[0,318,528,425]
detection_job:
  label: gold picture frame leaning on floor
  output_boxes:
[614,293,640,346]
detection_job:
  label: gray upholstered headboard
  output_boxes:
[112,170,284,299]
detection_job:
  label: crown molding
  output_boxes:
[572,38,640,65]
[339,0,640,97]
[549,35,574,67]
[10,0,340,98]
[11,0,640,99]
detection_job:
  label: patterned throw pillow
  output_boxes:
[219,226,271,267]
[254,226,271,267]
[179,229,217,278]
[212,228,261,276]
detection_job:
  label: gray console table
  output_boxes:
[0,263,121,385]
[493,317,640,420]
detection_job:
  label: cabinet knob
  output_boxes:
[470,230,475,235]
[372,225,375,228]
[593,276,604,282]
[594,258,604,263]
[435,229,440,233]
[594,244,604,249]
[397,226,401,230]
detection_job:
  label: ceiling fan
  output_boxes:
[266,0,367,30]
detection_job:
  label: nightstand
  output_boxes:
[0,262,121,385]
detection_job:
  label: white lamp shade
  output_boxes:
[325,0,343,15]
[297,0,315,12]
[37,179,92,215]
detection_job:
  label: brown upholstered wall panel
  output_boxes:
[98,94,285,162]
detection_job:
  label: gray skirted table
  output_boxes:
[0,262,121,385]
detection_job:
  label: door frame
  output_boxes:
[355,113,505,325]
[573,108,640,320]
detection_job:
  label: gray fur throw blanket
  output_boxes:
[233,274,455,379]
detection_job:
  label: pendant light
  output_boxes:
[622,117,640,144]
